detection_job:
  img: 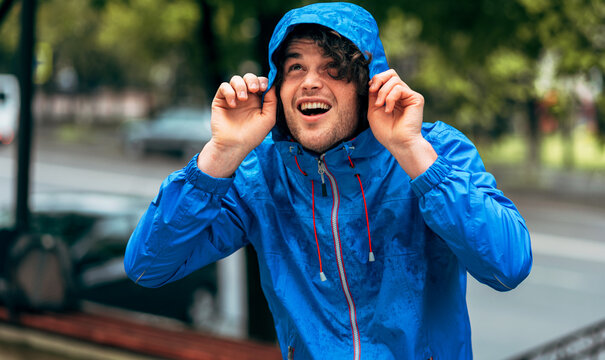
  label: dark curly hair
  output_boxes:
[272,24,372,138]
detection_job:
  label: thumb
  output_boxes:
[261,87,277,117]
[367,91,380,121]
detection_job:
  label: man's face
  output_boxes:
[279,39,359,153]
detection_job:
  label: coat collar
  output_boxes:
[273,127,389,189]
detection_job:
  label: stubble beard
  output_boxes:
[285,106,360,154]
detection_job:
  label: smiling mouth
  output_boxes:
[298,102,331,116]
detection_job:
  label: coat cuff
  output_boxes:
[410,156,452,197]
[184,154,234,195]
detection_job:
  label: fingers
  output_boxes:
[234,73,268,98]
[369,69,419,113]
[369,69,406,93]
[230,75,248,102]
[243,73,269,93]
[217,82,238,107]
[374,78,406,112]
[217,74,269,108]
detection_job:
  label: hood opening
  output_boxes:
[269,22,372,145]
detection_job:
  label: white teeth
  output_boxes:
[300,102,331,111]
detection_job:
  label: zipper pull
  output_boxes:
[317,159,327,197]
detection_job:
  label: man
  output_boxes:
[125,3,532,359]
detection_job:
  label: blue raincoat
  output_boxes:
[125,3,532,359]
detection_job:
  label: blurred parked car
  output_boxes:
[0,191,219,329]
[122,107,212,159]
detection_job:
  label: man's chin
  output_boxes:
[288,124,359,154]
[291,135,329,154]
[296,137,344,154]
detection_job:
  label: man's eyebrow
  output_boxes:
[283,51,302,61]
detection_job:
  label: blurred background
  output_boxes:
[0,0,604,359]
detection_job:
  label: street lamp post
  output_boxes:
[15,0,37,235]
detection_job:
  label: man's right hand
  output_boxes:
[197,74,277,178]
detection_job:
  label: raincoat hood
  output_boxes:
[265,2,390,155]
[266,2,389,90]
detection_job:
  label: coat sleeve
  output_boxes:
[124,156,250,288]
[410,123,532,291]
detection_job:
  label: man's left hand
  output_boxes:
[367,69,437,179]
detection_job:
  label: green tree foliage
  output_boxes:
[0,1,24,74]
[95,0,200,86]
[379,2,526,134]
[1,0,602,149]
[0,0,202,93]
[377,0,604,168]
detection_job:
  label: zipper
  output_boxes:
[287,346,294,360]
[317,158,327,197]
[318,155,361,360]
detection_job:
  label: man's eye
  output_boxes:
[288,64,303,72]
[326,63,339,77]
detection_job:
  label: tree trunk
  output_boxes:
[197,0,224,102]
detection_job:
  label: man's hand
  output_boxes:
[197,74,277,178]
[367,69,437,179]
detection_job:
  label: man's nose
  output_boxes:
[301,70,323,90]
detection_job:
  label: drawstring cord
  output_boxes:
[291,150,375,282]
[356,174,375,262]
[290,146,308,176]
[291,151,325,281]
[294,155,307,176]
[312,181,327,281]
[348,155,375,262]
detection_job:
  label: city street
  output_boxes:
[468,195,605,358]
[1,133,605,359]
